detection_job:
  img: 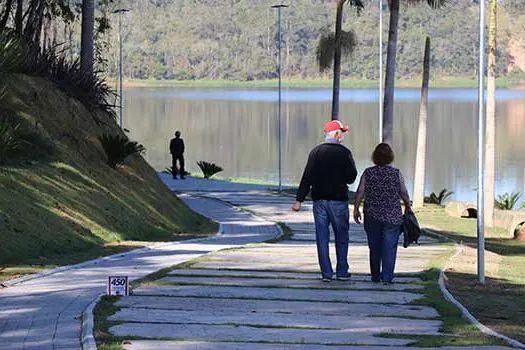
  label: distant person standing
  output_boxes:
[292,120,358,282]
[170,131,185,179]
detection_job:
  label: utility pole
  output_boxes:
[113,7,130,128]
[272,4,288,192]
[476,0,486,284]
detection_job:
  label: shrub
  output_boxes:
[0,116,54,165]
[26,48,117,122]
[521,203,525,209]
[495,192,521,210]
[0,32,116,122]
[99,134,145,169]
[0,32,24,74]
[0,116,23,164]
[424,189,454,206]
[197,161,223,179]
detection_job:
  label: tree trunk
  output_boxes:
[484,0,497,227]
[382,0,400,145]
[331,0,345,121]
[0,0,14,33]
[15,0,23,35]
[81,0,95,75]
[413,37,431,208]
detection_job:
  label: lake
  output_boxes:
[124,87,525,203]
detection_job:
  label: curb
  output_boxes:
[79,194,281,350]
[3,234,222,288]
[81,293,103,350]
[429,229,525,349]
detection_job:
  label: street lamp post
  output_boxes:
[272,4,288,193]
[477,0,486,284]
[112,8,130,129]
[379,0,383,143]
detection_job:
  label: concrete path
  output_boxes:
[0,195,279,350]
[109,191,512,350]
[160,173,290,192]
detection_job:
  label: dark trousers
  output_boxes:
[171,154,185,178]
[364,215,401,283]
[312,200,350,279]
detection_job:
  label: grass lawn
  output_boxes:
[116,76,525,89]
[417,205,525,344]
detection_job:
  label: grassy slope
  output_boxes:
[0,75,216,276]
[417,205,525,343]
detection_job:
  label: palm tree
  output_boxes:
[382,0,447,145]
[484,0,497,226]
[413,37,430,208]
[316,0,362,120]
[81,0,95,75]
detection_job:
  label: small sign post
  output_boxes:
[107,276,129,296]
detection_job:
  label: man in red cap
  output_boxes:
[292,120,357,282]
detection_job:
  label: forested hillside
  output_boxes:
[94,0,524,81]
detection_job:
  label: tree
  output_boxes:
[485,0,497,226]
[382,0,448,145]
[413,37,430,208]
[316,0,362,120]
[81,0,95,75]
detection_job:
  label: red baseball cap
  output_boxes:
[324,120,349,133]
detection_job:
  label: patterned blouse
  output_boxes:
[360,166,406,225]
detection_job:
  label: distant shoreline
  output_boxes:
[108,77,525,89]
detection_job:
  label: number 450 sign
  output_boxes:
[107,276,129,296]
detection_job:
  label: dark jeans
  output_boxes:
[364,215,401,283]
[312,200,350,279]
[171,154,185,178]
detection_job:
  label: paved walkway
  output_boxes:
[108,190,512,350]
[159,173,289,192]
[0,195,279,350]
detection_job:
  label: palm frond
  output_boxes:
[316,30,357,72]
[197,161,223,179]
[495,192,521,210]
[424,188,453,205]
[99,134,145,169]
[0,116,23,164]
[0,32,24,74]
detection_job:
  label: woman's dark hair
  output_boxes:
[372,143,394,166]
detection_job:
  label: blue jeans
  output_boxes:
[313,200,350,279]
[364,215,401,282]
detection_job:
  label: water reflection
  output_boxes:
[125,88,525,202]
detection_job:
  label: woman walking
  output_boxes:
[353,143,411,284]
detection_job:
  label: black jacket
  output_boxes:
[170,137,185,155]
[402,211,421,248]
[296,143,357,202]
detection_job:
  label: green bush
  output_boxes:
[0,32,116,122]
[0,115,54,165]
[99,134,145,169]
[0,32,24,74]
[424,189,454,206]
[495,192,521,210]
[196,161,223,179]
[0,116,23,164]
[27,49,117,122]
